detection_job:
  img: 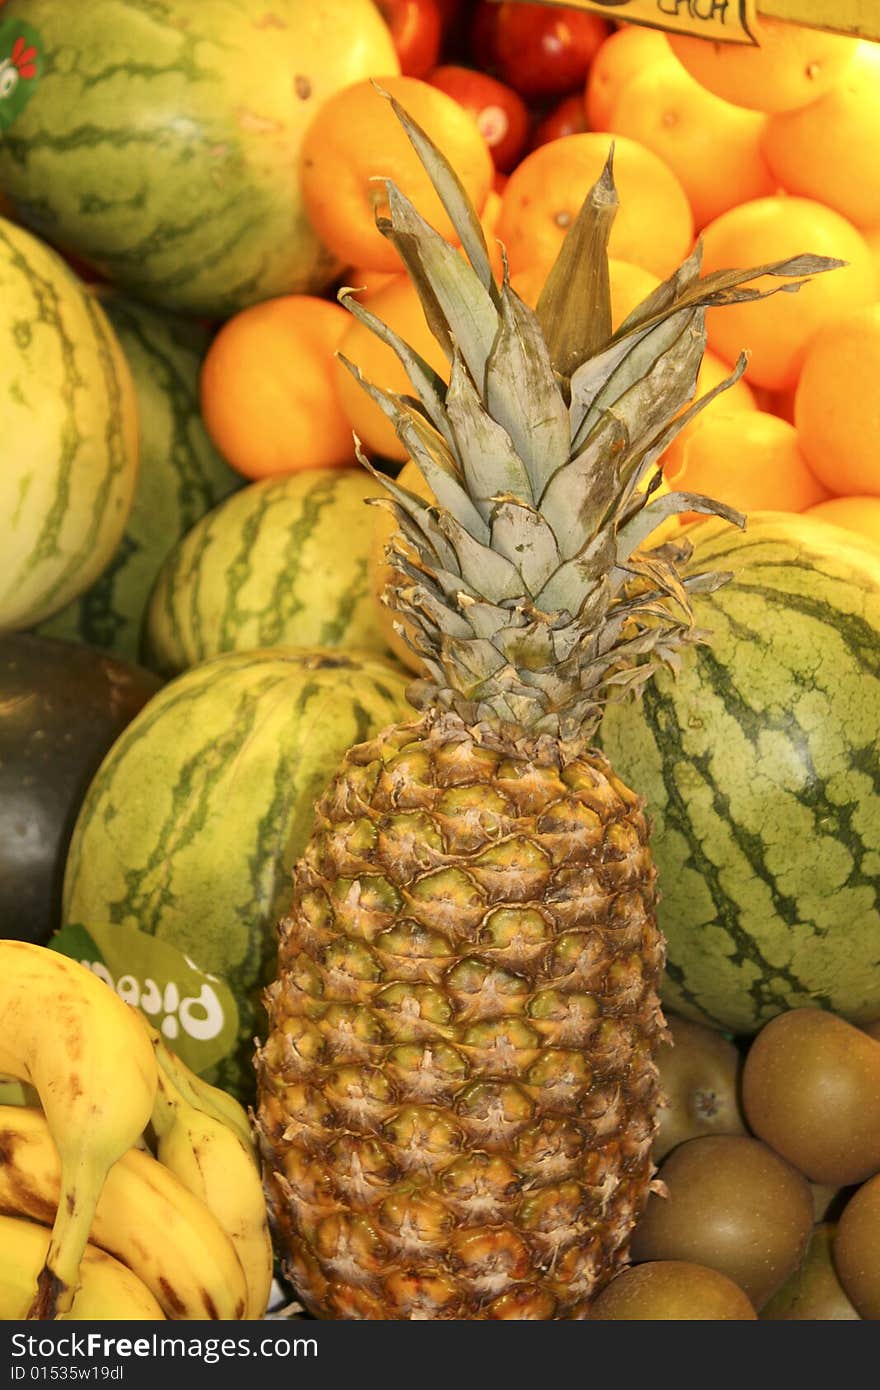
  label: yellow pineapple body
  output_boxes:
[256,713,664,1318]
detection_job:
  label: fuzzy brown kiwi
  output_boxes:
[761,1225,860,1320]
[742,1009,880,1186]
[653,1014,746,1162]
[833,1174,880,1320]
[588,1260,757,1320]
[630,1135,814,1309]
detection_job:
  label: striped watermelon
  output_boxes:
[36,294,241,664]
[0,218,139,631]
[144,468,391,676]
[598,512,880,1036]
[60,646,411,1097]
[0,0,398,317]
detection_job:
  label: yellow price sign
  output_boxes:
[512,1,759,44]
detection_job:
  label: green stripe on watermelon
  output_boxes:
[0,218,139,630]
[598,511,880,1036]
[144,468,392,677]
[36,293,242,663]
[61,645,411,1097]
[0,0,398,316]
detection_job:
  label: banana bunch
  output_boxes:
[0,1216,164,1321]
[0,941,273,1321]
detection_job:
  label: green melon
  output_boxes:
[60,646,411,1097]
[598,512,880,1037]
[144,468,391,676]
[0,0,398,316]
[36,294,242,664]
[0,218,139,631]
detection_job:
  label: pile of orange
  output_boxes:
[198,22,880,559]
[582,16,880,541]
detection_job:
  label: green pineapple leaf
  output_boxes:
[445,350,534,512]
[485,283,570,495]
[535,148,617,386]
[375,82,500,302]
[378,181,498,382]
[338,287,453,445]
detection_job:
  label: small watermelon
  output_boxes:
[0,0,399,316]
[144,469,391,676]
[60,647,411,1097]
[598,512,880,1036]
[36,294,242,664]
[0,218,139,631]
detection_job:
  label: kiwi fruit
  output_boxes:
[742,1008,880,1186]
[629,1134,814,1309]
[761,1225,860,1320]
[588,1261,756,1320]
[834,1174,880,1319]
[653,1014,746,1161]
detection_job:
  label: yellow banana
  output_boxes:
[0,941,158,1317]
[0,1105,248,1320]
[0,1214,164,1321]
[151,1065,273,1319]
[145,1022,254,1152]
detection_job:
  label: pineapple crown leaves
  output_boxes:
[340,91,843,743]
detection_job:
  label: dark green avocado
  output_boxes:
[0,633,161,944]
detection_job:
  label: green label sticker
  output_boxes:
[51,922,240,1076]
[0,19,43,130]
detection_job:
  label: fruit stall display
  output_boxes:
[0,0,879,1323]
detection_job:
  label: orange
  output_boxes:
[370,458,433,672]
[200,295,354,480]
[585,24,674,131]
[496,133,693,282]
[300,75,493,273]
[794,305,880,497]
[333,275,449,462]
[699,196,876,392]
[761,42,880,231]
[865,226,880,284]
[604,61,775,231]
[510,257,661,330]
[663,409,830,520]
[666,16,858,114]
[802,496,880,547]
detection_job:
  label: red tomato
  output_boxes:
[529,93,589,150]
[488,3,610,100]
[428,64,530,173]
[374,0,442,79]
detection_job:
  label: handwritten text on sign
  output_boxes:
[511,1,759,45]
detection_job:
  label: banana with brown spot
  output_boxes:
[0,1213,164,1320]
[151,1063,273,1318]
[0,1106,247,1320]
[0,941,158,1317]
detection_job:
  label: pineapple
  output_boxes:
[255,97,838,1319]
